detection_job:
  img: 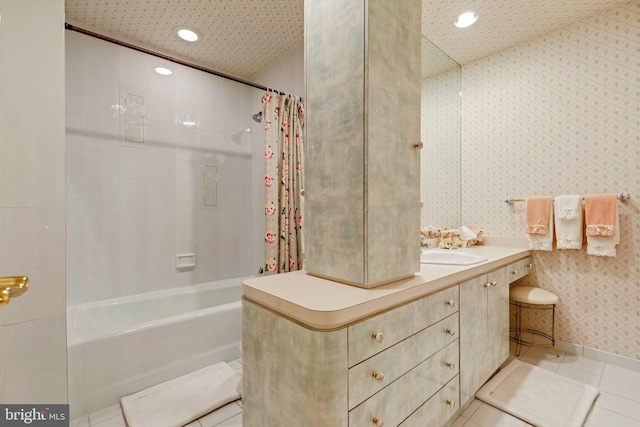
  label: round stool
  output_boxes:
[509,286,559,357]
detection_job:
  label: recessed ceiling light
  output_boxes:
[176,27,200,42]
[154,66,173,76]
[455,11,478,28]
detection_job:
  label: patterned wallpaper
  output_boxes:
[421,68,462,229]
[461,2,640,359]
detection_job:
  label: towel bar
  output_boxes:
[505,192,630,205]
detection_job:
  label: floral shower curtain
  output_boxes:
[262,91,305,274]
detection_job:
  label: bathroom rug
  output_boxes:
[121,362,241,427]
[476,359,598,427]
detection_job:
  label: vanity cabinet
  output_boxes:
[507,256,533,283]
[243,286,460,427]
[459,264,512,409]
[242,249,531,427]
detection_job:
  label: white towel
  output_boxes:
[554,195,583,250]
[587,204,619,257]
[121,362,241,427]
[528,202,554,251]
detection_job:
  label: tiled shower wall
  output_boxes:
[65,31,265,305]
[461,2,640,359]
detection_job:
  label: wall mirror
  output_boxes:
[420,35,462,230]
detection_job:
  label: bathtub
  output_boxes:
[67,277,246,419]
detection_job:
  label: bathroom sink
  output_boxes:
[420,250,487,265]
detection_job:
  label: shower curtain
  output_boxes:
[262,91,305,274]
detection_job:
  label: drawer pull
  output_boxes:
[445,328,456,336]
[446,399,456,408]
[491,281,497,287]
[445,361,456,370]
[528,263,533,269]
[512,270,519,275]
[445,299,455,308]
[372,332,384,343]
[372,371,385,383]
[485,281,497,288]
[372,417,384,427]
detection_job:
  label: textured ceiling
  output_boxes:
[421,0,634,66]
[65,0,633,81]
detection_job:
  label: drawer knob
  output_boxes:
[528,263,533,269]
[372,371,385,383]
[446,399,456,408]
[445,328,456,336]
[445,299,455,308]
[372,332,384,343]
[372,417,384,427]
[491,281,497,287]
[445,361,456,370]
[512,270,519,275]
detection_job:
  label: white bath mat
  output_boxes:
[476,359,598,427]
[121,362,241,427]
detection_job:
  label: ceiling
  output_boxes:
[65,0,632,81]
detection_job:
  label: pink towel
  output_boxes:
[525,196,553,235]
[584,194,617,236]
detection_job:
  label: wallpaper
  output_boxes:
[421,68,462,229]
[461,2,640,359]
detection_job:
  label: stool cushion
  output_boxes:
[510,286,559,305]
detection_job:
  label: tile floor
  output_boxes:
[72,347,640,427]
[452,343,640,427]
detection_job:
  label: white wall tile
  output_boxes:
[119,178,148,211]
[149,179,176,211]
[1,150,65,208]
[86,176,119,211]
[118,48,150,91]
[176,210,196,252]
[2,316,66,383]
[148,89,177,124]
[66,29,264,304]
[0,208,65,266]
[119,211,149,244]
[176,153,198,182]
[176,181,197,212]
[0,0,66,403]
[3,368,67,404]
[67,175,88,210]
[149,239,177,290]
[66,136,88,177]
[0,263,65,325]
[117,241,150,296]
[119,145,148,179]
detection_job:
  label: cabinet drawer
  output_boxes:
[348,340,459,427]
[348,286,459,366]
[399,376,459,427]
[349,313,458,409]
[507,256,532,283]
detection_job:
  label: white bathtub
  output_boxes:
[67,277,246,419]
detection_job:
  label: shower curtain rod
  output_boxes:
[64,23,290,97]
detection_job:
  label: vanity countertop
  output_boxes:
[242,245,530,330]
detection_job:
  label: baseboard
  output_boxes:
[556,339,640,372]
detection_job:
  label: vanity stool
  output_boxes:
[509,286,559,357]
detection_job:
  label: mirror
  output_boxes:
[420,35,462,229]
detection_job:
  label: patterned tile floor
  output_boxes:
[73,346,640,427]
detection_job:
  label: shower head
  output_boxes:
[252,111,263,123]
